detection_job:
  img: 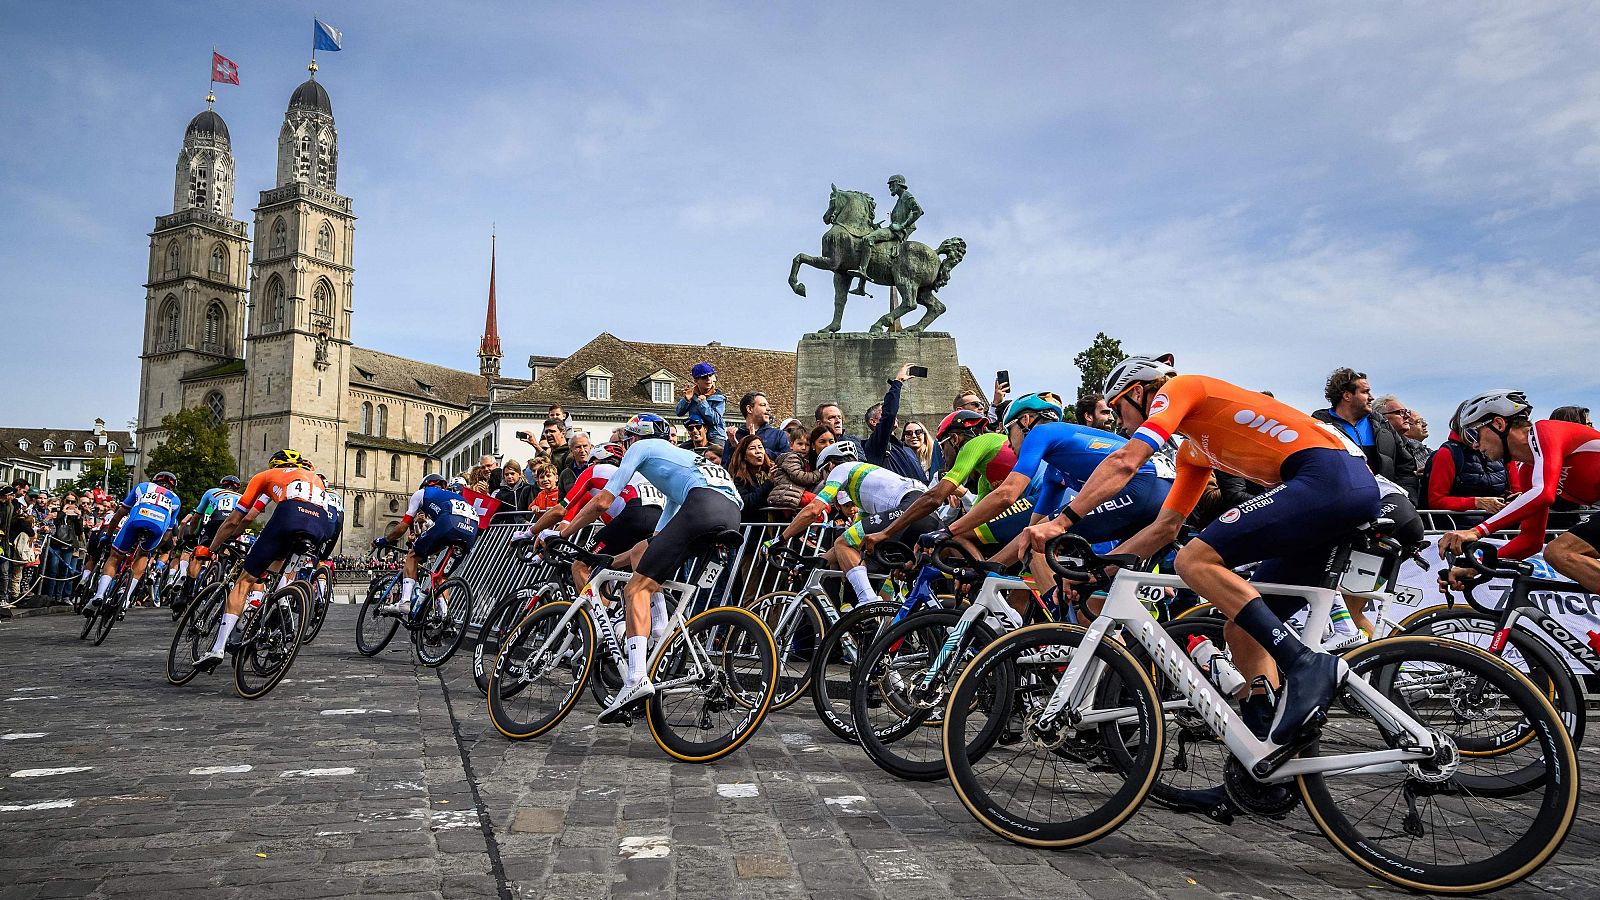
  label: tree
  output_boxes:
[144,406,237,514]
[73,458,133,497]
[1073,332,1125,400]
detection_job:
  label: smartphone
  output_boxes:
[908,365,929,378]
[515,430,534,442]
[996,369,1010,385]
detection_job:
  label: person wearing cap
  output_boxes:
[678,413,720,463]
[675,362,727,445]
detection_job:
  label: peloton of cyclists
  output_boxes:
[373,473,480,619]
[175,474,243,608]
[86,471,183,616]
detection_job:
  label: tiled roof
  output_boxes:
[501,333,796,419]
[349,346,483,407]
[0,428,134,457]
[181,359,246,382]
[345,433,433,454]
[0,439,51,468]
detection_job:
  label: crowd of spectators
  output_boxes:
[0,479,117,615]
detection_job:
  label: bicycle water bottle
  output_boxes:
[1186,635,1246,698]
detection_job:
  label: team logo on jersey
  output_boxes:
[1232,409,1299,444]
[1149,393,1170,416]
[1088,439,1114,450]
[1219,508,1241,524]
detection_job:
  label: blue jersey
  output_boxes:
[120,482,182,532]
[194,487,241,524]
[405,486,478,529]
[1011,424,1162,516]
[603,439,741,526]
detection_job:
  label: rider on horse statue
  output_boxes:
[850,175,923,296]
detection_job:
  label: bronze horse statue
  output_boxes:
[788,186,966,333]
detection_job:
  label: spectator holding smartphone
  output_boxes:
[863,363,932,483]
[675,362,727,445]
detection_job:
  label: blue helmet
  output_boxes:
[1001,392,1064,430]
[420,473,446,490]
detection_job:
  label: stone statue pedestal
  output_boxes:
[795,331,963,431]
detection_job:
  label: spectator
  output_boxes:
[808,424,836,465]
[560,432,592,497]
[1425,401,1508,524]
[769,424,821,512]
[1551,406,1593,426]
[1312,367,1402,480]
[45,494,83,600]
[728,434,776,520]
[1074,393,1117,433]
[530,463,563,511]
[477,454,505,493]
[680,413,721,463]
[0,482,35,607]
[675,362,727,445]
[547,404,571,431]
[492,459,535,516]
[1376,394,1427,502]
[814,402,864,449]
[542,418,572,474]
[723,390,789,462]
[862,364,932,483]
[902,421,934,475]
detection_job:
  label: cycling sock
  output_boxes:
[1328,595,1357,637]
[625,635,647,683]
[845,565,876,605]
[650,592,668,637]
[1232,597,1312,671]
[400,578,416,606]
[212,613,239,654]
[95,574,112,599]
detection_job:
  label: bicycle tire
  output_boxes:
[414,578,474,668]
[944,623,1163,848]
[355,573,401,657]
[809,600,899,743]
[79,604,96,640]
[487,601,596,740]
[742,591,824,711]
[167,584,225,686]
[645,605,777,763]
[474,583,562,697]
[300,568,333,645]
[91,595,120,646]
[1301,635,1578,893]
[234,583,309,699]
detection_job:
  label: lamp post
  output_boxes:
[92,418,108,495]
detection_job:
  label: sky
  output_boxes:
[4,1,1598,435]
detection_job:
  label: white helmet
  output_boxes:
[1456,390,1532,431]
[814,441,860,469]
[1103,354,1177,401]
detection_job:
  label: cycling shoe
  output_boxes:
[1269,651,1347,745]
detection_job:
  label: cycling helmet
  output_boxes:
[814,440,860,469]
[622,413,672,441]
[1001,391,1065,430]
[1103,354,1177,403]
[419,473,447,490]
[218,474,241,490]
[589,442,626,466]
[269,448,305,469]
[1456,390,1532,430]
[152,471,179,489]
[936,409,988,440]
[447,476,469,492]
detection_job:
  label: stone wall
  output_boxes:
[795,331,963,431]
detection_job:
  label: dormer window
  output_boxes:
[583,365,613,402]
[63,441,75,452]
[43,440,55,452]
[17,440,28,450]
[108,442,118,453]
[643,368,675,405]
[355,366,375,382]
[414,379,434,395]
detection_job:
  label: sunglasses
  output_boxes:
[1383,408,1413,418]
[903,428,925,437]
[687,423,706,429]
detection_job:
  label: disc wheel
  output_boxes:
[487,601,595,740]
[233,584,308,699]
[355,573,401,657]
[646,606,777,763]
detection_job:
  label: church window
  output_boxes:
[389,498,399,514]
[264,276,286,327]
[360,402,373,435]
[377,404,389,438]
[158,296,180,351]
[166,241,181,275]
[424,414,434,443]
[313,279,333,317]
[316,221,334,260]
[298,134,312,180]
[587,375,611,401]
[355,450,367,477]
[389,455,399,480]
[205,391,225,425]
[437,416,447,435]
[193,168,208,210]
[269,217,288,256]
[317,136,331,185]
[203,302,225,353]
[353,494,364,527]
[209,244,228,277]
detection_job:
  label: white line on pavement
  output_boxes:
[4,696,61,702]
[1,733,49,741]
[280,767,357,778]
[10,767,92,778]
[823,795,870,814]
[189,765,253,775]
[717,783,760,798]
[319,708,393,716]
[619,835,670,860]
[0,799,77,812]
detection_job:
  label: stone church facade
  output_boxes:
[136,72,486,553]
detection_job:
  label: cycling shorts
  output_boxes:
[241,500,334,579]
[1196,447,1381,589]
[592,499,662,556]
[412,515,478,562]
[636,487,741,584]
[1565,511,1600,553]
[111,518,168,555]
[1377,492,1425,550]
[842,491,940,549]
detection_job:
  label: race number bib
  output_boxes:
[696,462,736,491]
[215,495,238,513]
[633,482,669,507]
[449,499,478,520]
[280,479,326,505]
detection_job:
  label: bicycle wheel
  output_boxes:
[742,591,824,711]
[1301,635,1578,893]
[945,623,1163,848]
[488,601,596,740]
[474,583,562,696]
[854,611,1009,782]
[300,568,333,645]
[355,573,401,657]
[809,600,898,743]
[234,584,309,699]
[646,606,777,763]
[91,587,123,646]
[167,584,226,686]
[413,578,474,667]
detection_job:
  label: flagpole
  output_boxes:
[310,16,318,77]
[207,45,216,108]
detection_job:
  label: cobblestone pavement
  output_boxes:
[1,608,1596,899]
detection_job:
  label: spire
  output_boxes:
[478,231,503,379]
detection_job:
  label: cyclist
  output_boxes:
[193,450,333,670]
[766,441,942,611]
[374,474,479,618]
[177,474,243,606]
[1438,390,1600,593]
[538,442,666,585]
[87,471,183,614]
[316,473,344,562]
[554,413,743,722]
[1026,356,1380,746]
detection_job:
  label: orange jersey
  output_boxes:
[240,467,326,513]
[1132,374,1347,515]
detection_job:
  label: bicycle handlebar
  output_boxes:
[1039,533,1143,584]
[543,535,615,571]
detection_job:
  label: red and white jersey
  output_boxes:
[1476,420,1600,558]
[559,463,666,524]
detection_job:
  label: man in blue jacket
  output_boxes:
[863,364,932,484]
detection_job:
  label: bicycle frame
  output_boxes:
[1040,571,1441,783]
[918,574,1035,692]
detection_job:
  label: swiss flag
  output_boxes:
[461,489,501,529]
[212,52,240,86]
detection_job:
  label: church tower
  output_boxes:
[478,235,503,381]
[136,95,250,459]
[240,64,356,476]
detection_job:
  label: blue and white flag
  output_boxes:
[314,19,343,52]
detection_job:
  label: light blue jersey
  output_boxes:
[603,439,742,526]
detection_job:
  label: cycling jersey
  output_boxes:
[1133,374,1348,516]
[195,487,241,525]
[942,433,1011,497]
[239,467,326,514]
[602,440,742,527]
[1012,423,1163,512]
[1476,420,1600,558]
[402,486,479,560]
[816,461,923,516]
[321,488,345,518]
[237,469,332,578]
[111,481,183,554]
[561,462,667,524]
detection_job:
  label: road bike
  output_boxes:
[356,543,474,667]
[79,543,154,646]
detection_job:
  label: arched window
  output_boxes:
[264,276,286,326]
[424,413,434,443]
[436,416,447,436]
[312,279,332,318]
[166,240,180,275]
[316,221,334,260]
[299,134,312,179]
[389,454,400,480]
[376,404,389,438]
[203,302,225,352]
[354,449,367,477]
[389,498,400,514]
[269,217,288,256]
[43,440,55,452]
[353,494,364,527]
[209,243,228,277]
[205,390,225,425]
[360,402,373,435]
[158,295,180,350]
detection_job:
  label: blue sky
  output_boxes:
[4,2,1598,435]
